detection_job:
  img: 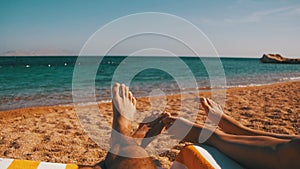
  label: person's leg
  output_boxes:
[200,97,296,139]
[213,132,300,169]
[163,96,300,169]
[104,83,156,169]
[163,115,300,169]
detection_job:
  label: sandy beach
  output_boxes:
[0,81,299,168]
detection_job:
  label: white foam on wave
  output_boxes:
[290,77,300,81]
[227,83,267,88]
[226,77,300,89]
[279,76,300,82]
[59,99,112,107]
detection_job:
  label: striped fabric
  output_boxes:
[0,158,78,169]
[171,145,244,169]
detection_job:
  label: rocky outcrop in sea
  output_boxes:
[260,54,300,64]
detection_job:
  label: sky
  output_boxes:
[0,0,300,57]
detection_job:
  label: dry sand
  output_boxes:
[0,81,299,168]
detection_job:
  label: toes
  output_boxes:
[206,98,213,106]
[120,84,129,99]
[200,97,210,113]
[128,91,133,101]
[200,97,206,104]
[112,83,120,99]
[129,91,137,107]
[128,91,137,106]
[125,86,129,98]
[207,98,219,108]
[218,104,224,112]
[133,97,137,106]
[120,84,126,98]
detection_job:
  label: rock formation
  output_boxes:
[260,54,300,64]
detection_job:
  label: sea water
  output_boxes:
[0,56,299,110]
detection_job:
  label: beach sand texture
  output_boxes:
[0,81,299,168]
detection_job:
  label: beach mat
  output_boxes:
[171,145,244,169]
[0,158,78,169]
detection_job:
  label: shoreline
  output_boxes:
[1,79,299,112]
[0,80,299,168]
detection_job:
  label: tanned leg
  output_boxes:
[162,98,300,169]
[104,83,156,169]
[213,132,300,169]
[200,97,297,139]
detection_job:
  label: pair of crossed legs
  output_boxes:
[104,83,300,169]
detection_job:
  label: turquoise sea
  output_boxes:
[0,56,299,110]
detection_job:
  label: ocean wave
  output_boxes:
[289,77,300,81]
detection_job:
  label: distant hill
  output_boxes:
[0,49,77,56]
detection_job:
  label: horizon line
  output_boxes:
[0,55,261,58]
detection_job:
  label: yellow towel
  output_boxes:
[0,158,78,169]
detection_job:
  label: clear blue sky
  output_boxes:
[1,0,300,57]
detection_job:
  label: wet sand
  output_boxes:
[0,81,299,168]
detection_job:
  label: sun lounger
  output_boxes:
[171,145,244,169]
[0,158,78,169]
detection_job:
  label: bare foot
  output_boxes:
[201,97,298,139]
[111,83,137,141]
[200,97,249,135]
[132,113,168,147]
[200,97,225,123]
